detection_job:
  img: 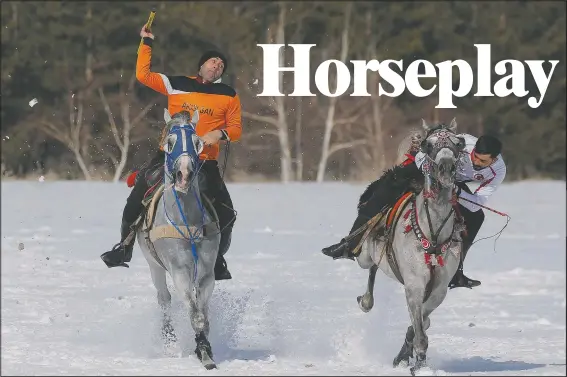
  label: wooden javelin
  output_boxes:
[138,9,156,55]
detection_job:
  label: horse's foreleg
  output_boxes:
[171,261,216,370]
[192,273,216,370]
[148,261,176,345]
[357,264,378,313]
[398,283,447,374]
[404,285,428,375]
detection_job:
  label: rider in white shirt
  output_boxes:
[322,129,506,290]
[414,133,506,288]
[414,134,506,212]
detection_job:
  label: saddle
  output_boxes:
[128,160,220,244]
[351,192,414,256]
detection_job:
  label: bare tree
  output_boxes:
[241,1,293,183]
[315,2,354,182]
[97,73,157,183]
[35,5,97,180]
[40,91,92,180]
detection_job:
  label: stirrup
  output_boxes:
[100,242,130,268]
[322,243,355,260]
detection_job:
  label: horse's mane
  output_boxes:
[160,111,194,147]
[358,162,424,212]
[360,121,453,212]
[395,122,453,164]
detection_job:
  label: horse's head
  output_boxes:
[162,109,204,194]
[419,118,466,189]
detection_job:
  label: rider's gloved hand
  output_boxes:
[454,184,462,197]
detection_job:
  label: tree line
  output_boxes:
[1,1,565,182]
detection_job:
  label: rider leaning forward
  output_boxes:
[322,127,506,289]
[101,24,242,281]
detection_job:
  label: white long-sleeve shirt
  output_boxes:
[414,134,506,212]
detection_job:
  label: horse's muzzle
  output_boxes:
[436,160,456,187]
[174,170,191,194]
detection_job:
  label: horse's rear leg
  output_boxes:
[357,264,378,313]
[148,262,177,345]
[393,325,414,367]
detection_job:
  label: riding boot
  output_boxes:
[449,269,481,289]
[322,214,370,260]
[448,241,481,289]
[100,220,136,268]
[214,232,232,280]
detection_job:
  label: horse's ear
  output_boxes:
[448,117,457,132]
[191,110,200,126]
[164,108,172,124]
[421,118,431,132]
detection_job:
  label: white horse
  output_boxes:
[137,109,221,369]
[355,119,466,375]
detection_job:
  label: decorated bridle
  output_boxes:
[419,127,466,199]
[407,125,467,265]
[163,121,204,182]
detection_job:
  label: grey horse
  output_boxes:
[136,109,221,369]
[355,119,466,375]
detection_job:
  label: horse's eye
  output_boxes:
[420,139,432,155]
[166,134,177,152]
[192,134,204,154]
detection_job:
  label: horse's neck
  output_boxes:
[163,177,208,226]
[415,184,455,243]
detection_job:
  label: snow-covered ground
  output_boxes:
[1,180,565,376]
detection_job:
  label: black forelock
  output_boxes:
[425,123,454,138]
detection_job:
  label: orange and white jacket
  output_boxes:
[136,37,242,161]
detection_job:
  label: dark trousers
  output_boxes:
[455,182,485,259]
[121,152,236,256]
[198,160,236,256]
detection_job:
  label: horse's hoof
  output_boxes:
[198,350,216,370]
[393,354,410,368]
[196,344,216,370]
[410,355,428,375]
[393,357,409,368]
[357,295,373,313]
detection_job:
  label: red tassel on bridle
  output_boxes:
[126,171,139,188]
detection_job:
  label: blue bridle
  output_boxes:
[162,122,207,283]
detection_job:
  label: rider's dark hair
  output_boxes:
[475,135,502,157]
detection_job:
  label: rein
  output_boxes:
[162,124,210,284]
[421,195,456,253]
[412,127,464,265]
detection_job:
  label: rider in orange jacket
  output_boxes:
[101,25,242,281]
